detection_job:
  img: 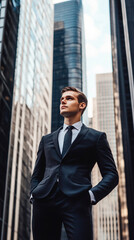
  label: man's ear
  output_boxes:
[79,102,86,111]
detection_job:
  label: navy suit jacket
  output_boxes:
[30,124,119,204]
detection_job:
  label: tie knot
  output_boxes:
[67,126,74,131]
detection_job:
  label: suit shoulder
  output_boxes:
[85,126,105,140]
[40,132,52,143]
[88,127,104,135]
[43,127,60,139]
[43,132,53,139]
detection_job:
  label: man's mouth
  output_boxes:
[61,106,67,109]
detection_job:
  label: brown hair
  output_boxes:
[61,86,88,115]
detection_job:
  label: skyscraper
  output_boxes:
[110,1,134,239]
[1,0,53,239]
[92,73,120,240]
[0,0,20,237]
[52,0,87,132]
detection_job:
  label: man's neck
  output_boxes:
[64,117,81,126]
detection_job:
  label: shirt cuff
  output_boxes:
[30,194,34,204]
[89,190,96,204]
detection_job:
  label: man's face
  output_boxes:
[60,91,81,117]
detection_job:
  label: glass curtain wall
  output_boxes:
[52,0,87,132]
[110,0,134,239]
[1,0,53,239]
[0,0,20,237]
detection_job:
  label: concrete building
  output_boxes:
[92,73,120,240]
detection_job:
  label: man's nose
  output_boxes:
[61,98,66,104]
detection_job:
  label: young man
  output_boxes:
[30,86,119,240]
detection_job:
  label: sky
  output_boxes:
[53,0,112,116]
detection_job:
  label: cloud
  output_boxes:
[83,0,99,15]
[93,65,107,74]
[84,14,101,41]
[100,34,112,54]
[86,42,98,58]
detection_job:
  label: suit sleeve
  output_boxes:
[91,133,119,204]
[30,136,46,194]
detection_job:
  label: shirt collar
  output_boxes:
[63,121,82,131]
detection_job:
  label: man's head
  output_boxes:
[60,86,88,119]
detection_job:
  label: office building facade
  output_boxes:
[110,1,134,239]
[1,0,53,239]
[92,73,120,240]
[0,0,20,237]
[52,0,87,132]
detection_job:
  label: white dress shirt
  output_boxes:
[58,121,82,154]
[58,121,96,204]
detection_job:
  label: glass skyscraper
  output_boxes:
[0,0,20,237]
[52,0,87,132]
[1,0,53,239]
[110,0,134,239]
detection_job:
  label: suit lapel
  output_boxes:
[52,126,62,158]
[62,124,89,159]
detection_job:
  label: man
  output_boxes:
[30,86,119,240]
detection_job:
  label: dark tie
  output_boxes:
[62,126,74,157]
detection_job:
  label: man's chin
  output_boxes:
[60,111,70,117]
[60,111,76,118]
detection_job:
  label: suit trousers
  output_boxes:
[32,182,93,240]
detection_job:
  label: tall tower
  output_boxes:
[0,1,20,237]
[92,73,120,240]
[52,0,87,132]
[110,0,134,239]
[1,0,54,239]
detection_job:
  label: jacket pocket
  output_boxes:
[38,175,50,185]
[72,176,90,185]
